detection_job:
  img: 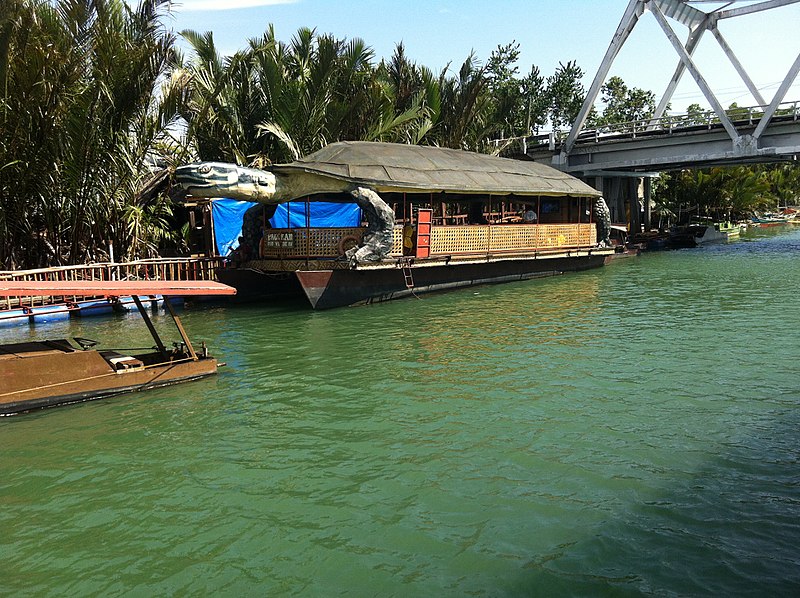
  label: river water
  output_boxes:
[2,227,799,596]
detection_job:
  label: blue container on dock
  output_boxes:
[0,309,30,326]
[162,296,185,310]
[28,306,72,322]
[75,300,116,317]
[115,295,162,311]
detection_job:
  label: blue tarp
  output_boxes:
[269,201,361,229]
[211,199,362,257]
[211,199,252,256]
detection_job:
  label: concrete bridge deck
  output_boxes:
[523,108,800,176]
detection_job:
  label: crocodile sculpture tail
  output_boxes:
[593,197,612,247]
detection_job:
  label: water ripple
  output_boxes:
[2,228,800,595]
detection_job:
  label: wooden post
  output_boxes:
[164,298,197,360]
[132,295,168,358]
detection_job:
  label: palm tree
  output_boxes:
[0,0,180,268]
[176,26,438,165]
[434,53,492,150]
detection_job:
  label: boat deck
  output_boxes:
[0,340,75,359]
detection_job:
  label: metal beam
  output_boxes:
[563,0,645,155]
[652,24,707,124]
[650,1,741,142]
[710,26,767,106]
[753,52,800,140]
[717,0,800,19]
[653,0,708,28]
[548,119,800,173]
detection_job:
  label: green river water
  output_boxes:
[2,227,799,596]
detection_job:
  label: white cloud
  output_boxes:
[177,0,298,12]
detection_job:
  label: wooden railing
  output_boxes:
[0,257,225,311]
[258,223,596,260]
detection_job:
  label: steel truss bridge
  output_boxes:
[520,0,800,178]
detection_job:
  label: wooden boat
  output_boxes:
[717,221,743,238]
[607,225,642,258]
[0,280,236,415]
[176,142,614,309]
[750,213,791,227]
[631,230,670,251]
[670,217,736,248]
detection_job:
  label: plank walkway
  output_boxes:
[0,257,224,312]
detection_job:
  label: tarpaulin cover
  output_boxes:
[211,198,252,256]
[269,201,361,229]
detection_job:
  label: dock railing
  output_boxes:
[0,257,225,311]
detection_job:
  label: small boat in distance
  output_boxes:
[0,280,236,416]
[670,217,739,248]
[717,220,743,238]
[608,225,643,258]
[750,213,792,227]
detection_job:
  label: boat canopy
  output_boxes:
[0,280,237,297]
[272,141,601,198]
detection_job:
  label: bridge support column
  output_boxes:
[628,178,641,234]
[643,177,652,231]
[609,178,623,224]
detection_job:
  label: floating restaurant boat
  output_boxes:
[176,142,614,309]
[0,280,236,415]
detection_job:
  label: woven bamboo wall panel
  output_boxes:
[487,226,539,251]
[259,224,596,259]
[390,227,404,256]
[430,226,491,254]
[429,224,595,255]
[260,227,363,258]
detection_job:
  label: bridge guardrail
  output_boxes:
[493,100,800,151]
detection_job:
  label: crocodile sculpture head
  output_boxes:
[174,162,278,203]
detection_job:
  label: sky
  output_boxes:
[164,0,800,116]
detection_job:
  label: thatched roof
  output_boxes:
[273,142,600,198]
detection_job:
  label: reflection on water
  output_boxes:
[2,227,800,595]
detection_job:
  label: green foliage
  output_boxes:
[684,103,708,125]
[593,75,656,126]
[174,32,593,158]
[6,8,796,269]
[545,61,586,130]
[485,41,547,141]
[0,0,180,268]
[654,164,800,221]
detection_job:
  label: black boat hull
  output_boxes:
[295,254,609,309]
